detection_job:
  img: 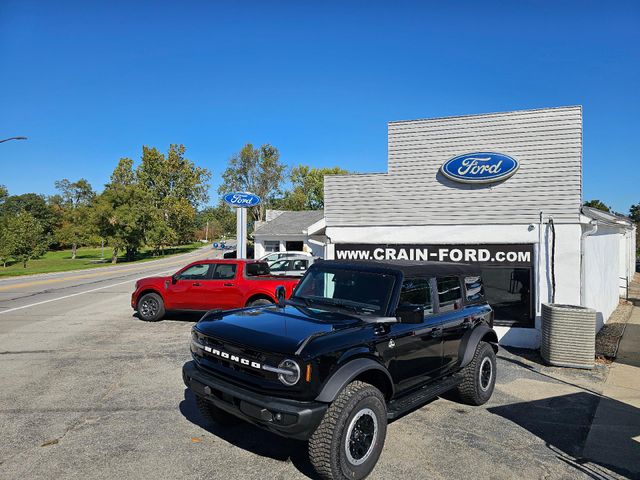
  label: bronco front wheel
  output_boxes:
[308,381,387,480]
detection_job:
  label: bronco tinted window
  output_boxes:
[437,276,462,312]
[464,276,484,302]
[399,278,433,314]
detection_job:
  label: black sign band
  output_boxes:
[334,244,534,267]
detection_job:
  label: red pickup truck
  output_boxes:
[131,259,300,321]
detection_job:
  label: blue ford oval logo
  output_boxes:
[441,152,519,184]
[223,192,261,207]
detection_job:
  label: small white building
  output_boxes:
[253,210,326,259]
[321,106,636,348]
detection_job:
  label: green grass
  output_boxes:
[0,242,204,278]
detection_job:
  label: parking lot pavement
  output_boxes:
[0,281,628,480]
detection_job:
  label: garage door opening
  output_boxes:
[286,241,304,251]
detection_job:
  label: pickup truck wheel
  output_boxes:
[247,298,273,307]
[195,395,239,426]
[455,341,496,406]
[137,293,165,322]
[308,381,387,480]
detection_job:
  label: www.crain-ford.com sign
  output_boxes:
[441,152,519,184]
[223,192,261,207]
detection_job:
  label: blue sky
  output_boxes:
[1,0,638,213]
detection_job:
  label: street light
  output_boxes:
[0,136,27,143]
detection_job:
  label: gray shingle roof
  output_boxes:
[253,210,324,236]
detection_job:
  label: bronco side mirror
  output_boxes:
[171,274,178,284]
[396,304,425,324]
[275,286,286,307]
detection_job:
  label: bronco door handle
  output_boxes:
[192,282,201,286]
[223,283,234,287]
[430,327,443,338]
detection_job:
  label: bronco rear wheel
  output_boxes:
[137,292,165,322]
[455,341,496,405]
[309,381,387,480]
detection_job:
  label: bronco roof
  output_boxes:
[317,260,481,277]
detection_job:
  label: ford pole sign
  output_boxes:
[223,192,261,207]
[440,152,519,184]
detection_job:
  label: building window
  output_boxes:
[264,241,280,253]
[481,267,533,327]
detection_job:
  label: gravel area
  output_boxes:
[596,273,640,361]
[595,301,634,360]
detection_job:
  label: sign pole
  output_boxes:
[236,207,247,259]
[223,191,260,260]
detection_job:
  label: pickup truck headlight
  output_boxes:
[277,359,300,386]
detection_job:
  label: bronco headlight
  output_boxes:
[277,359,300,386]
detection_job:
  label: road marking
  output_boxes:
[0,251,213,292]
[0,268,175,315]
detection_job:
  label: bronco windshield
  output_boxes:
[291,265,396,316]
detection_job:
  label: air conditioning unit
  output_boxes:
[541,304,596,369]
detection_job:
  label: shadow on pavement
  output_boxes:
[179,388,319,479]
[611,322,640,369]
[133,311,204,322]
[488,391,640,480]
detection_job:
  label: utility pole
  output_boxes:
[205,221,209,242]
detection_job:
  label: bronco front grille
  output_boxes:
[191,332,282,381]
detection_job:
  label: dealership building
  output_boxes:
[319,106,636,348]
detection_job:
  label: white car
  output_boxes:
[268,256,316,277]
[259,251,312,264]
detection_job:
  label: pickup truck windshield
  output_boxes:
[292,265,395,315]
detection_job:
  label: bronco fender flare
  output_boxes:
[315,357,394,403]
[459,324,499,369]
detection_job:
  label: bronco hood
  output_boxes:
[194,305,363,355]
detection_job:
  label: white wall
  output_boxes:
[326,221,583,349]
[254,235,327,259]
[583,226,621,331]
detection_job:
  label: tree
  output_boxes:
[0,193,56,238]
[4,211,49,267]
[583,199,611,212]
[631,203,640,255]
[630,203,640,224]
[277,166,349,210]
[218,144,286,222]
[196,203,236,240]
[0,185,7,204]
[110,158,136,186]
[54,178,96,259]
[94,159,154,263]
[0,225,10,267]
[137,144,211,243]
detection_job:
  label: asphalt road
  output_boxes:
[0,251,629,480]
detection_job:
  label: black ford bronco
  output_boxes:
[183,260,497,480]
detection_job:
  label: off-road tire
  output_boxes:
[247,298,274,307]
[195,395,239,426]
[137,292,165,322]
[455,341,496,406]
[309,381,387,480]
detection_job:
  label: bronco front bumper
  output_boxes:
[182,361,327,440]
